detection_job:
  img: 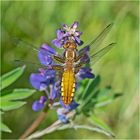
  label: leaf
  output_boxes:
[0,122,12,133]
[95,93,123,108]
[1,89,35,100]
[81,75,101,100]
[0,88,35,111]
[0,100,26,111]
[1,66,25,90]
[89,115,113,134]
[77,76,101,114]
[81,90,99,116]
[96,86,112,101]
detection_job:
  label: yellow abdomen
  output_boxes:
[61,70,75,105]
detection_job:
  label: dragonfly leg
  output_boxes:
[74,61,86,73]
[51,65,64,72]
[75,52,85,62]
[53,55,65,63]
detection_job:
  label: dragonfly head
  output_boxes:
[63,41,77,50]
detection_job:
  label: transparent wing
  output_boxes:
[90,43,116,65]
[13,38,40,52]
[82,23,113,55]
[12,38,40,70]
[13,38,64,73]
[14,59,45,68]
[78,23,115,66]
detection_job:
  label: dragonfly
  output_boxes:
[14,23,115,106]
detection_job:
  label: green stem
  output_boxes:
[27,110,76,139]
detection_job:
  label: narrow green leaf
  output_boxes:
[0,100,26,111]
[1,66,25,90]
[95,93,123,108]
[90,115,113,133]
[81,75,100,100]
[81,90,99,116]
[1,89,35,100]
[97,86,112,101]
[0,122,12,133]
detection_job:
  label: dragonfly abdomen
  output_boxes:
[61,69,75,105]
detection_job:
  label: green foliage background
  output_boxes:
[1,1,139,139]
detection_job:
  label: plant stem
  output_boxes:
[19,106,49,139]
[27,110,76,139]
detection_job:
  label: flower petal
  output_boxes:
[58,114,69,123]
[62,24,69,30]
[45,70,56,84]
[30,73,47,90]
[38,52,53,66]
[80,53,90,63]
[52,39,63,48]
[38,44,55,66]
[79,46,90,53]
[40,44,56,55]
[68,100,79,111]
[74,31,82,36]
[57,108,69,123]
[49,81,60,100]
[77,67,95,80]
[39,96,47,104]
[71,21,78,29]
[57,29,64,39]
[32,100,45,111]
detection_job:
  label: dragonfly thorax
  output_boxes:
[63,40,77,49]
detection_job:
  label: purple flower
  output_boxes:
[79,46,90,63]
[57,108,69,123]
[52,39,64,48]
[77,67,95,80]
[57,99,79,123]
[56,29,65,40]
[38,43,56,66]
[68,100,79,111]
[30,69,56,90]
[52,21,83,48]
[32,96,47,111]
[60,97,79,110]
[49,81,61,100]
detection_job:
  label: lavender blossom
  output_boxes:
[32,96,47,111]
[38,43,56,66]
[52,21,83,48]
[77,67,95,80]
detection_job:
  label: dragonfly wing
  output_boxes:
[13,59,47,71]
[89,43,116,65]
[81,23,113,56]
[13,38,39,52]
[13,59,64,72]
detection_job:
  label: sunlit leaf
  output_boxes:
[0,122,12,133]
[89,115,114,134]
[95,93,123,108]
[0,100,26,111]
[77,76,101,115]
[81,75,100,100]
[1,89,35,100]
[1,66,25,90]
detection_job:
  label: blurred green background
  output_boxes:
[1,1,139,139]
